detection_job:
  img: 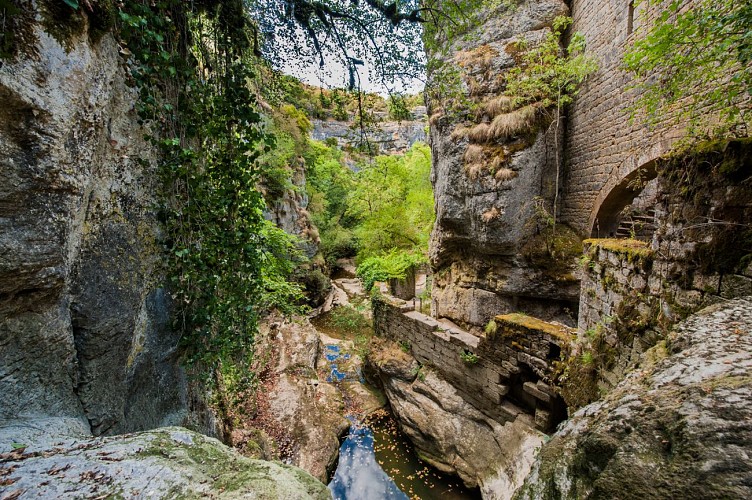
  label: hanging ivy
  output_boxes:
[117,0,305,385]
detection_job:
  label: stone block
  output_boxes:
[719,274,752,300]
[523,381,551,403]
[534,409,553,431]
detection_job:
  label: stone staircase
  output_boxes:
[614,208,656,240]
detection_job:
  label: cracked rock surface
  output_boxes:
[515,297,752,499]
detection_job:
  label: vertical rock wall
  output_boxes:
[426,0,580,332]
[0,13,186,435]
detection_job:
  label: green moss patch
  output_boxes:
[584,238,653,264]
[495,313,574,344]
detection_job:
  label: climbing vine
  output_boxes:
[116,0,304,384]
[624,0,752,139]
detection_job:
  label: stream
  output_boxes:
[312,309,481,500]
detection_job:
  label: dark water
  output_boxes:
[323,340,480,500]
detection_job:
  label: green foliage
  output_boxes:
[329,305,370,331]
[348,143,434,258]
[303,139,434,268]
[387,94,412,121]
[398,340,412,353]
[484,319,498,338]
[303,139,358,264]
[460,349,479,365]
[356,250,426,292]
[505,16,598,113]
[624,1,752,138]
[118,0,304,381]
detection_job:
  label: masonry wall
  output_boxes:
[562,0,694,234]
[373,294,572,430]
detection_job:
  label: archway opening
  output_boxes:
[591,161,659,238]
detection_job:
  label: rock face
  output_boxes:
[367,338,545,499]
[311,114,426,156]
[0,18,187,434]
[426,0,579,331]
[236,317,350,483]
[265,159,319,259]
[515,297,752,499]
[0,424,329,499]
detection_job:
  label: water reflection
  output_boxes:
[329,422,409,500]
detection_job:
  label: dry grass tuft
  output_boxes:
[481,96,515,117]
[465,122,492,142]
[466,104,539,142]
[465,162,484,180]
[489,155,507,172]
[450,124,471,141]
[495,168,517,182]
[455,45,499,70]
[489,104,538,138]
[429,110,445,126]
[482,206,501,222]
[463,144,486,164]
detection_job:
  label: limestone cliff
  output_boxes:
[426,0,580,332]
[0,14,188,435]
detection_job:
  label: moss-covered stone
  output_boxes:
[0,426,331,499]
[495,313,575,344]
[583,238,653,264]
[515,298,752,500]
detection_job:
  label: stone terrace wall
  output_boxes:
[578,229,752,392]
[562,0,696,234]
[577,239,659,388]
[373,294,573,431]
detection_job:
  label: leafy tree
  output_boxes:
[347,142,434,258]
[388,93,413,121]
[304,140,359,263]
[624,0,752,138]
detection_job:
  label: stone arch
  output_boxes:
[587,137,681,238]
[588,159,659,238]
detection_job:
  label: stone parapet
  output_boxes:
[373,293,571,431]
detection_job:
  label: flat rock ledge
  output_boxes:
[0,423,329,499]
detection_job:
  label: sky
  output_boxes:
[275,27,426,96]
[280,57,425,96]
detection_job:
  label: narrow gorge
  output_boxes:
[1,1,751,499]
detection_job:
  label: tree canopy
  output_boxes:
[249,0,428,91]
[624,0,752,138]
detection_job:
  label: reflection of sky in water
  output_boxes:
[328,425,409,500]
[325,344,359,383]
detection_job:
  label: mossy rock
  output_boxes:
[0,426,330,499]
[583,238,653,265]
[495,312,575,344]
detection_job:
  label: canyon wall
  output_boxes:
[0,14,188,436]
[426,0,580,333]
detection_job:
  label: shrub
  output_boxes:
[460,349,479,365]
[356,249,426,291]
